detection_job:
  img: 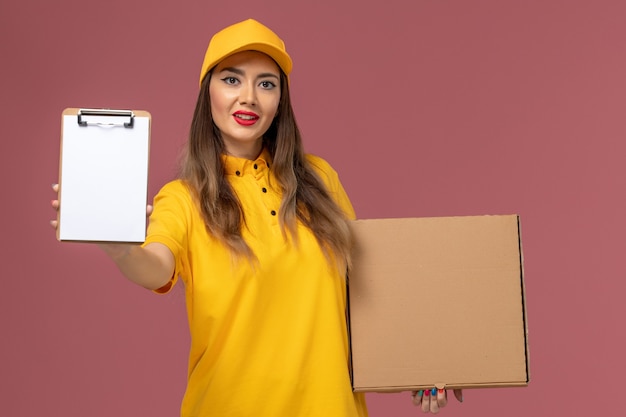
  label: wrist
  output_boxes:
[98,243,139,260]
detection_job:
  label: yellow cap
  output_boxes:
[199,19,293,86]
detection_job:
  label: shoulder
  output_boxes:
[305,154,340,185]
[157,179,191,196]
[305,153,335,172]
[153,179,195,208]
[304,153,355,219]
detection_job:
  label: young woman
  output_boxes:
[52,18,460,416]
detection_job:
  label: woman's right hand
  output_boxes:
[50,183,141,255]
[50,183,172,290]
[50,183,153,233]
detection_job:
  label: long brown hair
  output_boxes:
[180,68,353,268]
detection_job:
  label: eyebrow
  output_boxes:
[220,67,280,80]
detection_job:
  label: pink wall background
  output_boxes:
[2,0,625,415]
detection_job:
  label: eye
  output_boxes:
[259,80,276,90]
[221,77,239,85]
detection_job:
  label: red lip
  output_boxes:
[233,110,259,126]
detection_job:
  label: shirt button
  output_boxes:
[270,210,276,216]
[235,170,241,176]
[262,187,267,193]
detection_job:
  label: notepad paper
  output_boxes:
[57,109,151,243]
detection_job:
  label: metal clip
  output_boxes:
[77,108,135,128]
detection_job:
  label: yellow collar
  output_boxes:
[221,148,272,178]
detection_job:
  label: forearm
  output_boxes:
[99,242,174,290]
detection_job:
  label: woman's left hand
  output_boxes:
[411,388,463,414]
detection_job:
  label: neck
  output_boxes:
[223,139,263,160]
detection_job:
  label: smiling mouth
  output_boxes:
[235,114,258,120]
[233,113,259,126]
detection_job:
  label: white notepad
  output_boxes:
[57,108,151,242]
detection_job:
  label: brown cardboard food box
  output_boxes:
[348,215,529,392]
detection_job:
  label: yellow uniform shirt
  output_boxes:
[144,150,368,417]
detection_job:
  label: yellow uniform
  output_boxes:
[144,149,368,417]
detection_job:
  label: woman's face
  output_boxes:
[209,50,281,159]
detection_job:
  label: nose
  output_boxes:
[238,81,257,106]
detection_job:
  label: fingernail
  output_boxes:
[424,390,430,396]
[431,388,437,396]
[438,389,444,394]
[417,390,423,396]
